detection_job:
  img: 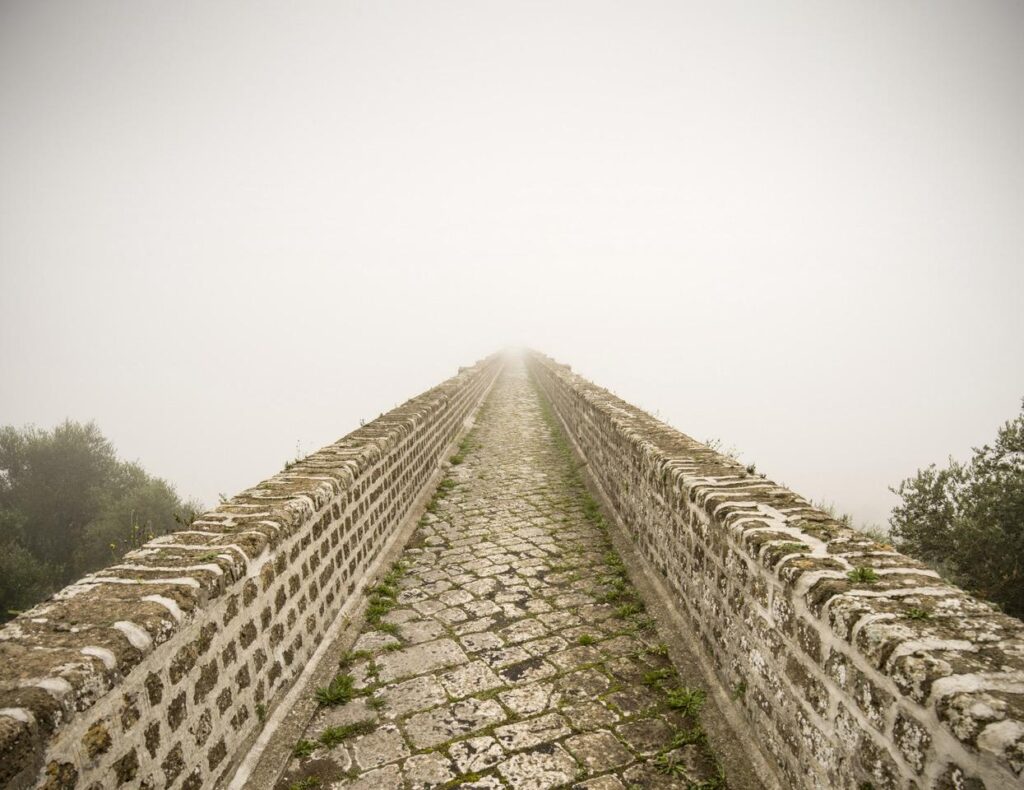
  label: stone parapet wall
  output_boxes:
[0,356,502,790]
[528,352,1023,789]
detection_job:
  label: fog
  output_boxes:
[2,1,1021,529]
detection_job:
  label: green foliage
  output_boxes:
[672,727,707,747]
[319,721,374,747]
[576,634,596,646]
[643,668,675,687]
[889,400,1024,617]
[0,541,61,619]
[847,566,879,584]
[0,420,197,621]
[315,674,356,706]
[292,739,316,757]
[288,778,321,790]
[654,751,688,777]
[615,602,644,618]
[665,686,706,717]
[365,561,405,627]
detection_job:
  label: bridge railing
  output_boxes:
[0,356,501,790]
[529,351,1023,790]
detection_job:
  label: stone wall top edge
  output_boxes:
[0,353,502,764]
[526,351,1024,779]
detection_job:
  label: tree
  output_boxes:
[0,421,118,570]
[890,399,1024,618]
[0,420,197,621]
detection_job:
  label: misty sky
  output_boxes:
[1,2,1022,529]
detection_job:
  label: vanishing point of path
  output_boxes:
[276,362,724,790]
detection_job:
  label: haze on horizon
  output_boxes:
[1,1,1022,531]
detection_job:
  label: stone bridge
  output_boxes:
[1,352,1021,790]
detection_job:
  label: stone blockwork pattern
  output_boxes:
[276,360,723,789]
[0,356,501,790]
[529,352,1024,789]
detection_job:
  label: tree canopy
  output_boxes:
[0,420,198,621]
[890,399,1024,618]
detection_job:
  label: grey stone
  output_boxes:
[375,639,468,683]
[449,736,505,773]
[404,698,507,749]
[496,744,578,790]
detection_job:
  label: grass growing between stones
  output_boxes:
[530,370,727,788]
[666,686,707,717]
[449,434,474,466]
[365,560,408,627]
[314,673,356,706]
[319,720,376,747]
[847,566,879,584]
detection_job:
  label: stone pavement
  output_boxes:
[274,362,724,790]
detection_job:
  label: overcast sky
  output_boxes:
[2,1,1021,529]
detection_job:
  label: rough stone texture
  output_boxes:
[0,356,501,789]
[274,361,722,788]
[7,349,1019,789]
[530,351,1024,789]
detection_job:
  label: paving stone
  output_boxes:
[576,776,627,789]
[404,698,507,749]
[615,717,676,756]
[403,752,456,788]
[377,676,448,719]
[340,763,402,789]
[398,619,447,644]
[564,730,633,773]
[449,736,505,773]
[495,712,571,751]
[351,724,409,770]
[375,639,468,683]
[353,631,401,653]
[455,776,504,789]
[605,687,660,716]
[497,656,557,685]
[460,632,504,653]
[498,683,557,716]
[622,746,706,787]
[496,743,579,790]
[563,701,619,730]
[481,645,531,669]
[548,644,603,671]
[439,660,503,698]
[556,668,611,702]
[523,635,568,657]
[316,697,379,729]
[277,364,722,789]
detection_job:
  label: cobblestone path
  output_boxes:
[275,362,723,790]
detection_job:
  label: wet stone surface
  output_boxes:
[275,362,722,789]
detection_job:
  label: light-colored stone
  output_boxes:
[494,712,571,751]
[404,698,507,749]
[403,752,456,788]
[439,660,503,698]
[341,763,403,789]
[351,724,410,770]
[448,735,505,773]
[377,676,448,719]
[375,639,468,683]
[565,730,633,772]
[496,744,579,790]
